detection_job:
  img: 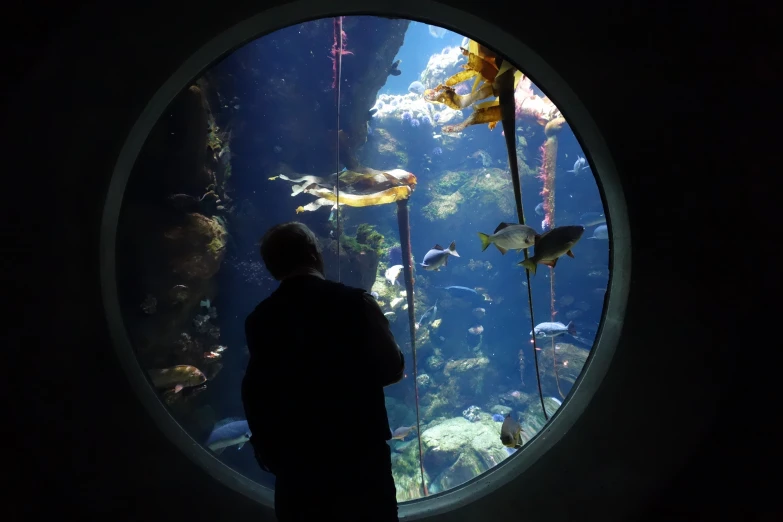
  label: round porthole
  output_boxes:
[101,3,628,518]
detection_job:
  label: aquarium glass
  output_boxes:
[116,17,610,502]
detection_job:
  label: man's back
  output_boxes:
[243,274,401,480]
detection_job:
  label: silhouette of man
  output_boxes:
[242,222,404,522]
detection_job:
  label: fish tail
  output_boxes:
[519,258,537,275]
[477,232,491,252]
[567,321,576,336]
[449,240,460,257]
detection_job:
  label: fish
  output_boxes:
[200,298,211,308]
[439,286,479,298]
[531,321,576,339]
[390,297,405,309]
[500,413,524,448]
[518,225,585,275]
[566,155,591,175]
[477,222,539,255]
[420,241,459,271]
[468,325,484,335]
[388,59,401,76]
[416,300,438,329]
[588,224,608,240]
[391,426,417,441]
[579,212,606,227]
[408,81,425,95]
[370,291,380,300]
[385,264,404,285]
[148,365,207,393]
[535,202,545,216]
[472,307,486,319]
[205,419,251,455]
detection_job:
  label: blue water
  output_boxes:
[124,18,609,499]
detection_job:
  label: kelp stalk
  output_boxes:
[396,199,428,497]
[538,117,567,400]
[497,66,549,420]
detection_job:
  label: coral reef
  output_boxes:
[420,168,516,224]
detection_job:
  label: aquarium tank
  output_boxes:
[115,16,610,502]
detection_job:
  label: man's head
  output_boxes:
[260,222,324,280]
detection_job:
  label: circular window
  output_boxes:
[102,7,627,518]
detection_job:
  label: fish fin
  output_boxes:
[213,447,225,456]
[433,244,443,250]
[566,169,575,173]
[566,249,575,258]
[237,442,245,450]
[567,321,577,336]
[477,232,491,252]
[493,222,511,234]
[496,244,508,255]
[174,384,183,393]
[448,241,460,257]
[519,259,537,275]
[543,258,558,268]
[444,255,448,266]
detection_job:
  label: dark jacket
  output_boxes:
[242,274,404,477]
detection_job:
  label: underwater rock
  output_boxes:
[490,404,512,416]
[536,342,590,390]
[420,417,510,493]
[421,168,517,224]
[461,405,481,422]
[420,46,465,89]
[442,356,489,376]
[163,213,228,280]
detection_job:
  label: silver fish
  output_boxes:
[566,155,591,175]
[578,212,606,227]
[588,224,608,239]
[420,241,459,271]
[531,321,576,339]
[477,222,538,255]
[205,419,251,455]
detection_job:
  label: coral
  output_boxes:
[420,46,465,88]
[421,168,515,223]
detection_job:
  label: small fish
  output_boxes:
[205,419,251,455]
[579,212,606,227]
[492,413,505,422]
[535,202,545,216]
[442,286,478,295]
[370,291,380,300]
[472,307,486,319]
[531,321,576,339]
[566,156,591,175]
[477,222,539,255]
[200,298,211,309]
[388,59,401,76]
[391,426,417,440]
[518,225,585,275]
[541,218,551,233]
[500,413,524,448]
[588,224,608,240]
[390,297,405,309]
[385,264,404,285]
[416,300,439,329]
[421,241,459,271]
[148,365,207,393]
[468,325,484,335]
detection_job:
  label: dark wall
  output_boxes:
[4,1,771,521]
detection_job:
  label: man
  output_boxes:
[242,222,405,522]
